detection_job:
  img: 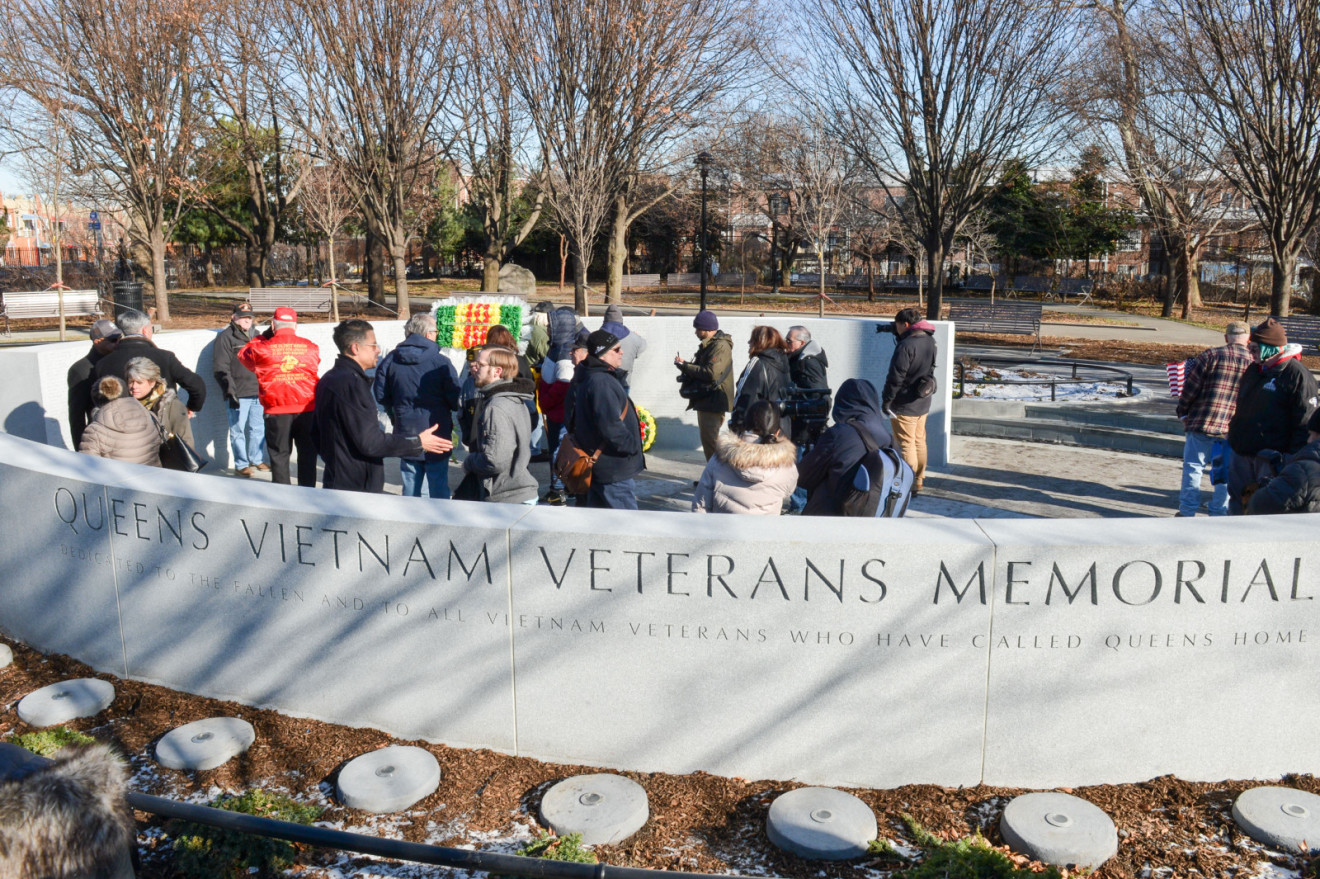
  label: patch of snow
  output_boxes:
[958,365,1130,401]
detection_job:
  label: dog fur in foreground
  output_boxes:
[0,742,134,878]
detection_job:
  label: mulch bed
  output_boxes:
[2,640,1316,878]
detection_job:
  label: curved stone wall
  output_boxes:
[0,317,1315,789]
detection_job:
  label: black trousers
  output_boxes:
[265,411,318,486]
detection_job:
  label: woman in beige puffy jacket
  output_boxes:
[692,400,798,515]
[79,376,162,466]
[125,356,194,448]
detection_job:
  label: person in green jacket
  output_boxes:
[674,310,736,461]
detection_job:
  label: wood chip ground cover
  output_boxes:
[1,642,1316,878]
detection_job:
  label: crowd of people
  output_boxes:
[1177,317,1320,516]
[65,301,944,518]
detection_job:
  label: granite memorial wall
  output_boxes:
[0,319,1315,788]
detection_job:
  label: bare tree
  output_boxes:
[804,0,1080,319]
[0,0,205,322]
[282,0,462,319]
[781,117,862,316]
[299,162,357,321]
[450,5,545,293]
[8,102,79,337]
[497,0,758,312]
[1168,0,1320,316]
[1072,1,1243,317]
[194,0,307,288]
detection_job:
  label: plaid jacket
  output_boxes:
[1177,343,1253,436]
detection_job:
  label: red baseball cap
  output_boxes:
[273,307,298,322]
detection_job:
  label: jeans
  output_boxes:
[227,397,266,468]
[1180,431,1229,516]
[586,478,638,510]
[788,443,808,512]
[401,457,451,499]
[545,420,565,491]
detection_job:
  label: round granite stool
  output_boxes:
[540,774,649,845]
[337,746,440,813]
[156,718,256,771]
[766,787,876,860]
[1000,792,1117,869]
[0,643,12,669]
[1233,787,1320,854]
[17,678,115,727]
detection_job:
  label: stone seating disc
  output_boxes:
[1233,786,1320,854]
[539,773,649,845]
[1000,792,1118,868]
[155,717,256,771]
[0,643,12,668]
[337,745,440,813]
[16,678,115,727]
[766,787,876,860]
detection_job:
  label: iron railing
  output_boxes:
[953,356,1135,401]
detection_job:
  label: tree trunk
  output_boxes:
[817,246,827,317]
[366,231,385,307]
[245,244,262,289]
[329,233,340,323]
[54,229,65,341]
[1272,249,1297,317]
[559,235,568,295]
[482,253,501,292]
[392,251,411,320]
[605,195,628,305]
[573,249,588,315]
[924,238,946,321]
[149,225,170,323]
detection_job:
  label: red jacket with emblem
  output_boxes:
[237,327,321,414]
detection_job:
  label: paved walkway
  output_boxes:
[221,436,1184,520]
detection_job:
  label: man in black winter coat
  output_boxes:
[882,308,936,494]
[212,303,267,476]
[785,325,830,513]
[1248,410,1320,514]
[798,378,893,516]
[573,329,645,509]
[67,319,121,448]
[94,310,207,415]
[1226,317,1319,513]
[314,319,451,493]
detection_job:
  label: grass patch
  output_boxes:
[171,788,322,878]
[7,726,96,756]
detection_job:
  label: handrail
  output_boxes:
[953,356,1135,401]
[126,791,754,879]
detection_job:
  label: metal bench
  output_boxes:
[962,274,1006,294]
[946,299,1043,352]
[1057,277,1095,304]
[621,273,662,290]
[1,289,102,335]
[665,272,702,287]
[248,287,333,315]
[1010,275,1053,299]
[1282,315,1320,355]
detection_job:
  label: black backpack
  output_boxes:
[839,419,915,518]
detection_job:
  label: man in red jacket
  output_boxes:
[238,307,322,486]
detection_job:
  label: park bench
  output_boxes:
[1,289,102,335]
[621,273,662,290]
[1056,277,1095,304]
[248,287,333,315]
[712,272,757,287]
[1010,275,1053,299]
[946,298,1043,352]
[883,276,923,291]
[962,274,1006,294]
[1282,315,1320,355]
[665,272,702,287]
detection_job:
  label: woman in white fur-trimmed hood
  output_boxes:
[692,399,797,515]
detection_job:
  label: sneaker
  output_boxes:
[543,490,566,506]
[255,463,271,472]
[236,467,255,478]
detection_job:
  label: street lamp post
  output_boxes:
[696,151,712,312]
